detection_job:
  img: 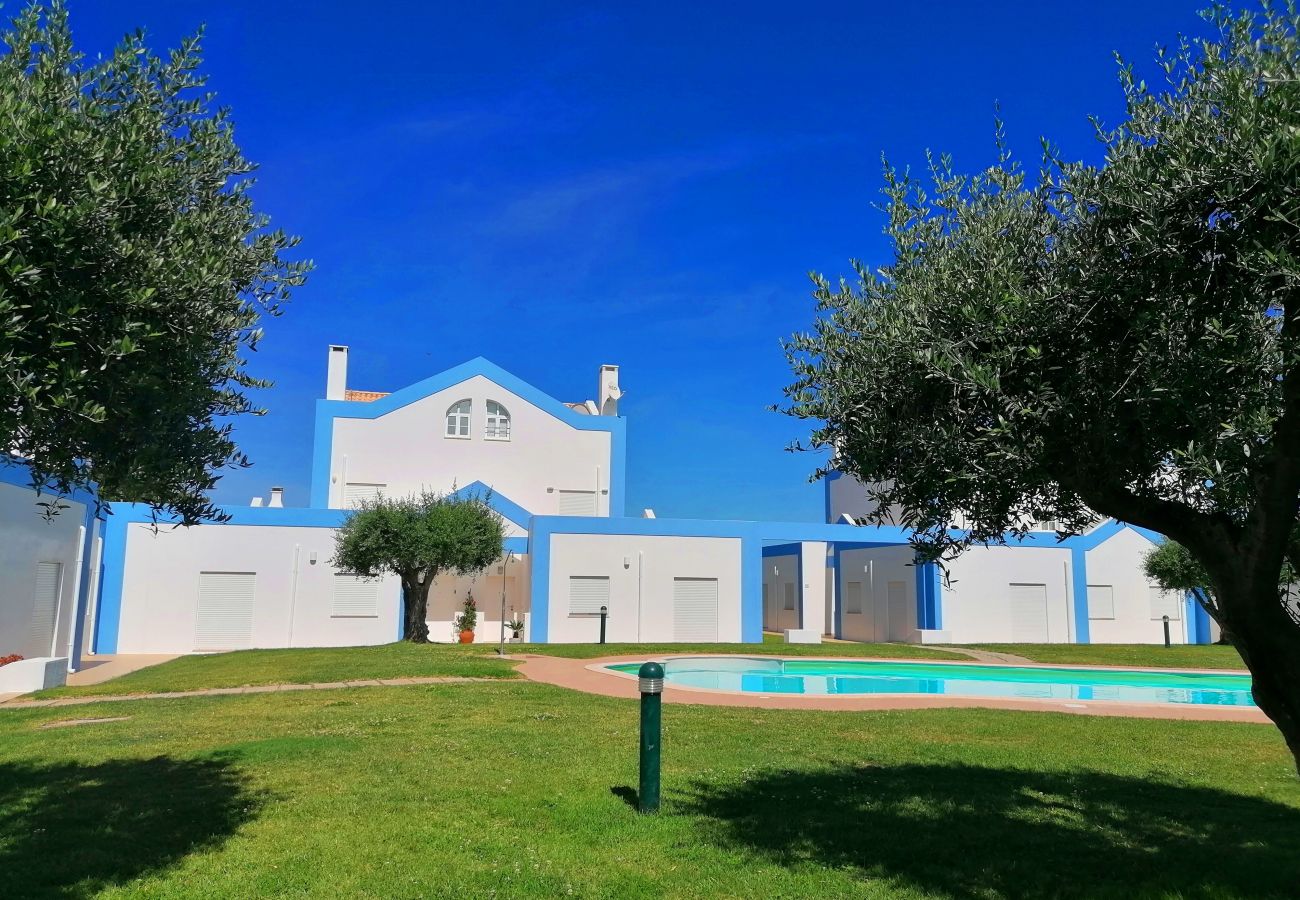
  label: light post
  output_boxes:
[638,661,664,813]
[497,549,515,655]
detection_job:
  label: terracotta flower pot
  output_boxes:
[458,630,475,644]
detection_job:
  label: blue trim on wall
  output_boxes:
[741,534,763,641]
[449,481,533,530]
[762,542,802,558]
[0,458,101,508]
[795,545,805,630]
[832,544,843,638]
[94,512,129,654]
[308,357,627,513]
[1070,547,1092,644]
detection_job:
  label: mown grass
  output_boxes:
[34,642,519,698]
[967,642,1247,670]
[2,680,1296,898]
[36,638,961,699]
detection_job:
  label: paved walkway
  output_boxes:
[942,647,1036,664]
[0,676,496,709]
[67,653,179,686]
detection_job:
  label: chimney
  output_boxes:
[326,345,349,400]
[598,364,621,416]
[251,496,263,508]
[268,487,284,508]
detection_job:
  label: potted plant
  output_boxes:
[505,616,525,642]
[455,594,478,643]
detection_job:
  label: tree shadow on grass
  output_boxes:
[676,763,1300,898]
[0,755,265,898]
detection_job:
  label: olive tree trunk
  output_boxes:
[1215,583,1300,774]
[402,575,432,643]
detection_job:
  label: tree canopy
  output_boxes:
[332,488,507,643]
[0,2,309,522]
[783,4,1300,768]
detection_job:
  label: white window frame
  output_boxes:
[445,399,471,439]
[485,400,511,441]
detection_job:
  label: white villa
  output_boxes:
[0,347,1216,684]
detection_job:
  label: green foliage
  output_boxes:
[332,488,505,642]
[784,4,1300,561]
[332,489,505,583]
[455,594,479,633]
[783,3,1300,760]
[1145,542,1218,602]
[0,3,309,523]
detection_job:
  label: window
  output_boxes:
[1008,583,1050,642]
[783,583,795,611]
[332,574,379,618]
[1149,585,1182,621]
[485,400,511,440]
[568,576,610,616]
[445,399,471,438]
[344,482,386,508]
[30,561,63,656]
[673,578,718,642]
[558,490,597,516]
[196,572,255,651]
[1087,584,1115,620]
[844,581,864,615]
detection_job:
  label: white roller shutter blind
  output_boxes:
[1009,583,1050,642]
[29,561,62,656]
[568,576,610,615]
[1087,585,1115,619]
[196,573,255,650]
[845,581,863,615]
[1149,586,1181,620]
[558,490,597,516]
[673,578,718,642]
[783,582,795,610]
[344,483,386,508]
[333,574,379,617]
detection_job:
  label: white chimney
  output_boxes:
[598,364,621,416]
[641,508,656,518]
[326,345,349,400]
[268,487,284,508]
[251,496,263,508]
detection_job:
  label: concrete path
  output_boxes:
[0,676,497,710]
[67,654,179,686]
[940,646,1036,664]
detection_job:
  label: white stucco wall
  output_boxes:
[836,546,919,642]
[329,375,613,520]
[761,552,800,633]
[0,482,87,660]
[1085,528,1188,644]
[115,522,400,653]
[942,545,1075,644]
[546,533,742,643]
[424,554,531,644]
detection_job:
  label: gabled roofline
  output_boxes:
[309,357,626,514]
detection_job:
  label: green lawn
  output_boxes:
[965,643,1248,670]
[35,639,962,699]
[2,679,1296,898]
[35,643,519,699]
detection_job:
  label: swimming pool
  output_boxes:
[606,657,1256,707]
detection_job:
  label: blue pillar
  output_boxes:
[1070,547,1092,644]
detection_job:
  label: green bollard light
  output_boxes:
[638,661,664,814]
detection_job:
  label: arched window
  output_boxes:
[485,400,511,440]
[445,399,471,438]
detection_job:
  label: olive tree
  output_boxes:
[332,489,506,643]
[0,2,309,523]
[783,5,1300,768]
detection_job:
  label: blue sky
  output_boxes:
[70,1,1201,520]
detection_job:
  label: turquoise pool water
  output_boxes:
[607,657,1256,707]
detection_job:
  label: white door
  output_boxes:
[1009,583,1050,642]
[196,573,256,650]
[29,561,63,657]
[673,578,718,642]
[886,580,911,641]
